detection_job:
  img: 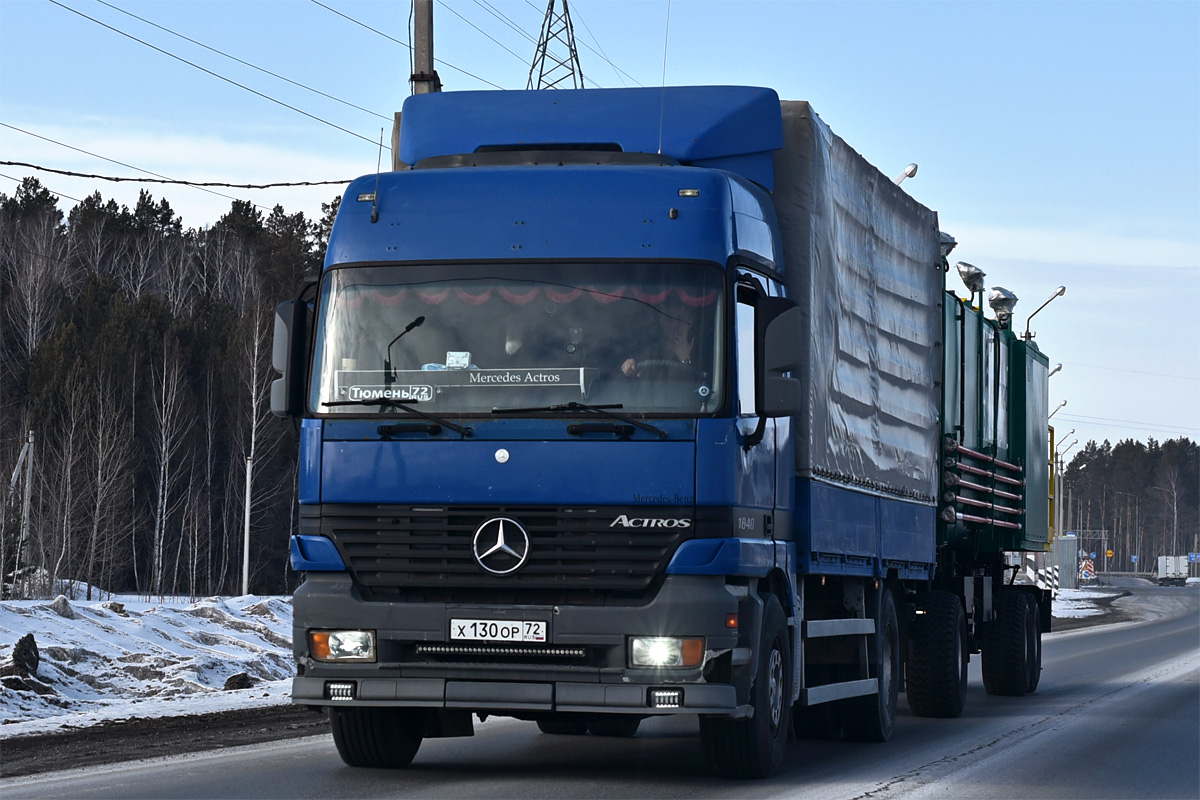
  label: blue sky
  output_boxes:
[1,0,1197,454]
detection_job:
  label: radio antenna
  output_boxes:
[657,0,672,155]
[370,128,383,224]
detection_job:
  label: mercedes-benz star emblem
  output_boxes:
[472,517,531,575]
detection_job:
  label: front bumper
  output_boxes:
[291,571,757,717]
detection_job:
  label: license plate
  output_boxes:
[450,619,547,643]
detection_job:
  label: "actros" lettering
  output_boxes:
[610,515,692,529]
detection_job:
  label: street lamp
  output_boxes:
[1058,438,1079,459]
[1023,285,1067,341]
[894,163,918,185]
[1049,363,1063,378]
[1049,400,1067,419]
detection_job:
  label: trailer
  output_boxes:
[1158,555,1188,586]
[271,86,1053,777]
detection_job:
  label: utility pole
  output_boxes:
[2,431,35,599]
[410,0,442,94]
[528,0,584,89]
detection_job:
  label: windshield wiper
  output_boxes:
[491,401,667,440]
[323,398,474,437]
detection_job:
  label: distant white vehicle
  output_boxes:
[1157,555,1188,586]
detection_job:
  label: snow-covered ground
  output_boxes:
[0,586,1138,739]
[1,594,293,739]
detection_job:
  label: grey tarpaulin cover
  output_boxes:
[773,101,943,503]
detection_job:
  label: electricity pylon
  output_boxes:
[527,0,584,90]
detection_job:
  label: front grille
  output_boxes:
[314,504,692,604]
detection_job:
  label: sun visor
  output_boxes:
[398,86,783,190]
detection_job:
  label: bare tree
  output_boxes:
[70,211,128,280]
[1155,465,1181,556]
[47,384,85,595]
[82,369,135,600]
[147,335,193,597]
[5,211,69,364]
[158,233,197,316]
[119,227,158,299]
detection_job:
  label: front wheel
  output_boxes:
[329,707,424,768]
[700,594,791,778]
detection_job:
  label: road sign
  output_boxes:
[1190,553,1199,563]
[1106,549,1114,558]
[1132,555,1138,564]
[1090,552,1097,559]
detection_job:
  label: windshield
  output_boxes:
[310,262,725,416]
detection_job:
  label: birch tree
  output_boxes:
[147,334,193,597]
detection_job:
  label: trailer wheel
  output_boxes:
[587,716,641,737]
[536,715,589,735]
[843,586,899,742]
[699,594,791,777]
[329,707,423,768]
[906,590,968,718]
[982,590,1042,696]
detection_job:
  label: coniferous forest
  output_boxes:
[1062,437,1198,573]
[1,177,337,599]
[0,176,1195,599]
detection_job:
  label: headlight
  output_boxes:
[629,636,704,668]
[310,630,376,662]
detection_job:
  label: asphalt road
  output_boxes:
[6,581,1198,800]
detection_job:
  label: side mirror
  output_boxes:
[270,299,309,417]
[756,298,803,417]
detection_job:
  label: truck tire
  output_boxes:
[842,587,899,742]
[906,590,968,718]
[587,716,641,737]
[536,716,589,735]
[982,590,1041,696]
[699,594,791,778]
[329,706,423,768]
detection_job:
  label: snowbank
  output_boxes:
[0,595,293,738]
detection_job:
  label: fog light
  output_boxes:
[310,630,376,662]
[649,688,683,708]
[629,637,704,668]
[326,681,356,701]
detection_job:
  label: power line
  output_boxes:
[47,0,379,147]
[479,0,540,45]
[441,2,529,67]
[1,122,265,210]
[308,0,504,90]
[1,161,348,190]
[564,1,643,87]
[1058,413,1200,435]
[96,0,392,123]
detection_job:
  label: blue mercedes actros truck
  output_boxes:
[271,86,1054,778]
